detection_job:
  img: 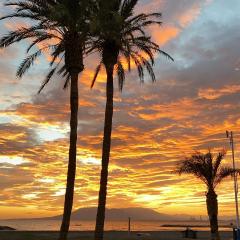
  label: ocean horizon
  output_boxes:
[0,219,234,232]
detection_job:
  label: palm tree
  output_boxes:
[88,1,173,239]
[0,1,93,239]
[176,150,240,240]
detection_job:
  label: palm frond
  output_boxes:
[63,76,71,89]
[91,63,102,88]
[157,49,174,61]
[213,150,226,177]
[116,60,125,91]
[0,26,57,49]
[214,167,240,187]
[121,0,139,19]
[143,59,156,82]
[16,49,43,78]
[176,157,209,186]
[1,0,93,89]
[38,67,57,93]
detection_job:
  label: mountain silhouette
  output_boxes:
[49,207,177,221]
[5,207,195,221]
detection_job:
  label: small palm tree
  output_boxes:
[88,1,173,239]
[176,150,240,240]
[0,1,93,239]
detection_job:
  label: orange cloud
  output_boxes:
[150,25,180,46]
[198,85,240,100]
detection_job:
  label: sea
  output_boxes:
[0,219,234,232]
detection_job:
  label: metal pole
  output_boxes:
[128,217,131,236]
[227,131,240,228]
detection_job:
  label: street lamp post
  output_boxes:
[226,130,240,228]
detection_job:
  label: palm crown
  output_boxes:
[0,0,93,91]
[176,151,240,190]
[88,0,174,90]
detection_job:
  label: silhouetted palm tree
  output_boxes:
[0,1,93,239]
[88,1,173,239]
[176,150,240,240]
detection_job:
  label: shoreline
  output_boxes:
[161,224,234,228]
[0,230,234,240]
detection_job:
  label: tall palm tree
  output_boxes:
[176,150,240,240]
[0,1,93,239]
[88,1,173,239]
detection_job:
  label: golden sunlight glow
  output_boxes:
[22,194,38,200]
[37,178,55,184]
[79,156,100,165]
[134,194,159,203]
[0,156,27,165]
[52,189,66,197]
[37,125,67,142]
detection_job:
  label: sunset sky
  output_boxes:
[1,0,240,220]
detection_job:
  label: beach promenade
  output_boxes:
[0,231,234,240]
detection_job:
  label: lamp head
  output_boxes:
[226,130,229,138]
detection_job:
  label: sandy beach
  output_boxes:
[0,231,234,240]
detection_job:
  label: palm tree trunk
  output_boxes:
[206,189,220,240]
[59,71,79,240]
[94,64,114,240]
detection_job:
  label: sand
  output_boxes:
[0,231,234,240]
